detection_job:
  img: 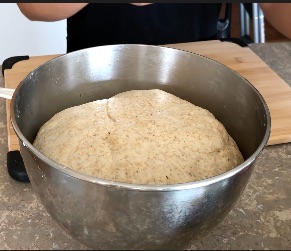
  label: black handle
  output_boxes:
[220,37,250,48]
[7,151,30,183]
[2,55,29,77]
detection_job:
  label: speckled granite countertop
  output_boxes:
[0,42,291,250]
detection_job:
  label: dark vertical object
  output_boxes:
[2,56,30,183]
[217,3,232,39]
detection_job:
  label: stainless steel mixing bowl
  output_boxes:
[10,44,270,250]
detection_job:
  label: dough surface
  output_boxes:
[33,89,244,185]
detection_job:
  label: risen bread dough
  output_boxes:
[33,89,244,185]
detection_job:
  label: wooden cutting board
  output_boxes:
[4,40,291,151]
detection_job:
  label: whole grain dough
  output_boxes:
[33,89,244,185]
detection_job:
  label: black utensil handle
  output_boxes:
[7,150,30,183]
[2,55,29,77]
[220,37,250,48]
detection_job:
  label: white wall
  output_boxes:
[0,3,66,64]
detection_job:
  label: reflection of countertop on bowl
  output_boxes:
[0,41,291,250]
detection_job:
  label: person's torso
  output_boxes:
[67,3,222,52]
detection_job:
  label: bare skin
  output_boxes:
[16,3,151,21]
[17,3,89,21]
[260,3,291,40]
[17,3,291,40]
